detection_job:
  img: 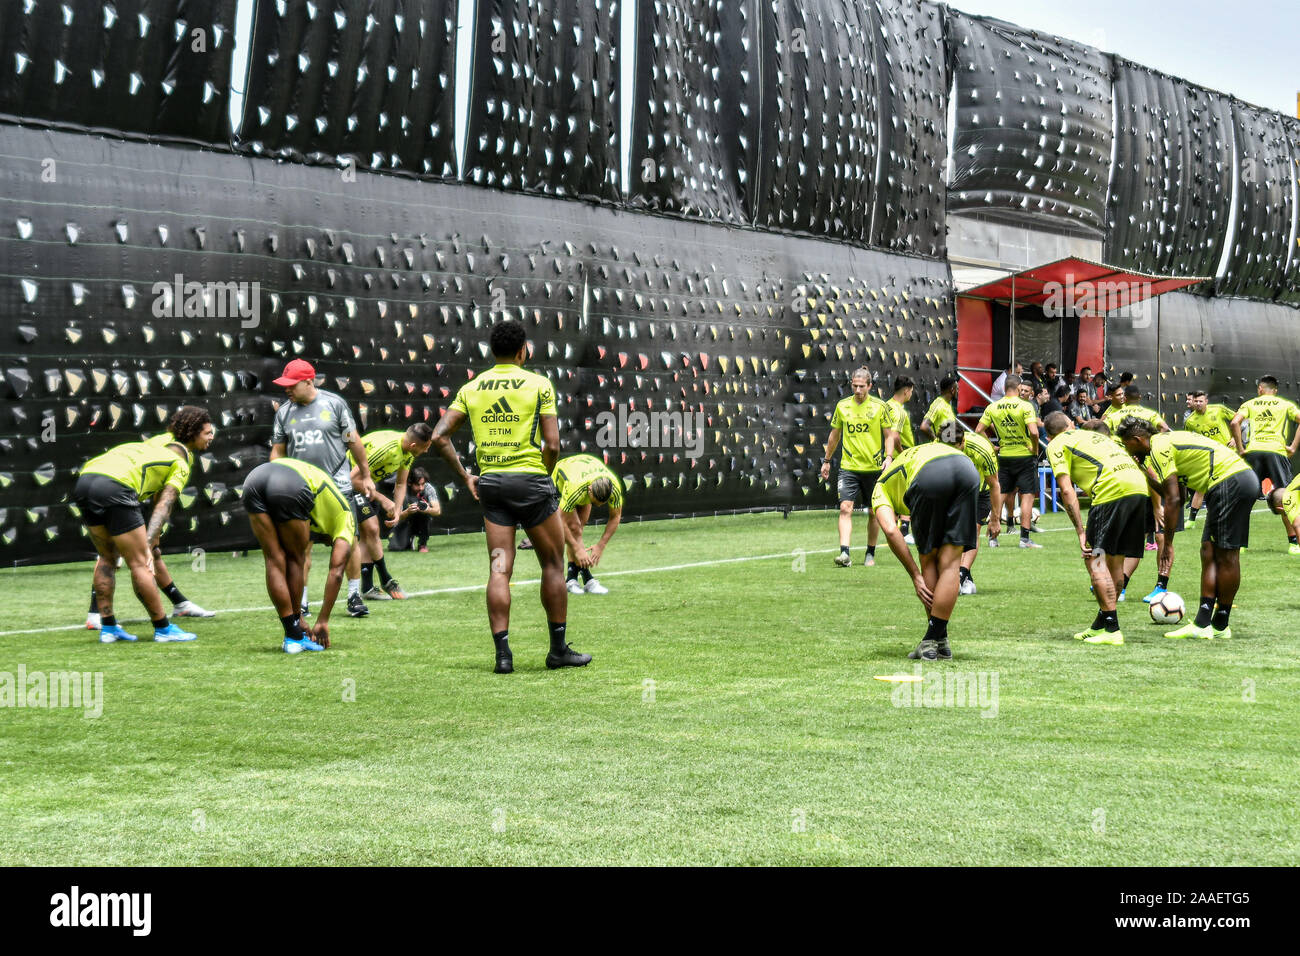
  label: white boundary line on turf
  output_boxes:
[1,506,1277,638]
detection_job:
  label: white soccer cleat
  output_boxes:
[959,578,977,595]
[172,600,215,618]
[987,537,999,548]
[584,578,609,595]
[903,533,916,546]
[566,579,584,594]
[1018,538,1043,549]
[85,612,101,630]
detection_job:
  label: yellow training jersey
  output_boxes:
[1277,473,1300,527]
[1105,403,1166,442]
[81,440,193,501]
[924,396,956,437]
[268,458,357,544]
[1184,405,1234,446]
[1046,429,1148,505]
[1236,395,1300,455]
[883,398,915,451]
[961,432,998,491]
[871,443,967,516]
[450,364,557,476]
[830,395,888,473]
[1147,431,1251,494]
[978,397,1039,459]
[554,454,625,512]
[348,430,414,483]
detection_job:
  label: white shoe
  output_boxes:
[1018,538,1043,549]
[903,533,916,546]
[959,578,977,595]
[584,578,609,595]
[987,537,999,548]
[834,552,852,567]
[566,579,584,594]
[85,612,101,630]
[172,600,215,618]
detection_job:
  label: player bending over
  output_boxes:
[955,428,1002,595]
[1043,413,1150,646]
[242,458,356,653]
[1119,418,1260,640]
[553,454,625,595]
[1266,474,1300,555]
[71,407,214,643]
[871,423,981,661]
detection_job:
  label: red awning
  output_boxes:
[959,257,1211,317]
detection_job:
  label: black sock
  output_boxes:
[417,537,428,548]
[101,614,116,628]
[1021,526,1030,541]
[375,557,392,587]
[924,616,949,643]
[1290,536,1298,546]
[162,582,186,605]
[1101,610,1120,633]
[1122,573,1132,591]
[152,616,169,630]
[1212,605,1232,630]
[1189,507,1200,521]
[1146,533,1155,545]
[360,563,374,593]
[1157,575,1169,589]
[579,568,593,584]
[548,621,568,654]
[840,545,850,556]
[281,613,304,639]
[89,590,99,614]
[866,545,876,556]
[959,566,971,582]
[567,562,580,581]
[492,629,510,656]
[901,520,910,535]
[1091,609,1107,630]
[1194,597,1215,629]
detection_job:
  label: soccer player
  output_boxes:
[269,359,374,618]
[919,376,958,442]
[882,376,917,541]
[955,427,1002,595]
[1119,419,1261,640]
[975,374,1042,549]
[871,426,981,661]
[820,368,889,567]
[1265,474,1300,555]
[1183,391,1235,527]
[1043,413,1150,646]
[431,319,590,673]
[1105,385,1169,439]
[346,423,435,601]
[71,407,215,643]
[553,453,625,595]
[242,458,356,653]
[1231,375,1300,547]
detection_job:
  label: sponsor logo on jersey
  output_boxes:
[481,398,521,423]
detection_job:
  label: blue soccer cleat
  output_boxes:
[283,636,325,654]
[1142,585,1168,604]
[99,624,138,643]
[153,622,197,643]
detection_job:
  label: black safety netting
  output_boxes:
[1219,101,1295,299]
[236,0,458,177]
[946,10,1113,235]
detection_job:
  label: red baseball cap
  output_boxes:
[273,359,317,386]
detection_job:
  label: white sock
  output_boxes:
[348,578,361,598]
[301,585,309,606]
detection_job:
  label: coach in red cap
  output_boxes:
[269,359,376,620]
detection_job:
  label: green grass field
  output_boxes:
[1,508,1297,865]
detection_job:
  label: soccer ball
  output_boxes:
[1150,592,1185,625]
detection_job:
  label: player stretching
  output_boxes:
[1119,419,1260,640]
[820,368,889,567]
[975,375,1041,549]
[1043,413,1149,646]
[1231,375,1300,549]
[956,428,1001,595]
[71,407,214,643]
[871,424,981,661]
[1266,474,1300,554]
[347,424,435,602]
[432,319,590,674]
[919,376,959,442]
[553,454,625,595]
[882,376,917,542]
[242,459,355,653]
[1183,391,1235,527]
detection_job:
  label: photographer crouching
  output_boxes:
[389,468,442,552]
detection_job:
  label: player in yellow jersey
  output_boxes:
[1265,473,1300,555]
[919,376,958,442]
[345,423,434,601]
[954,426,1002,596]
[242,458,356,653]
[882,376,918,542]
[871,433,981,661]
[1043,413,1151,646]
[553,454,625,595]
[821,369,890,567]
[432,319,590,674]
[1183,391,1235,527]
[71,407,214,644]
[1119,419,1260,640]
[1231,375,1300,547]
[976,375,1042,548]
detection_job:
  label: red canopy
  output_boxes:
[960,257,1211,317]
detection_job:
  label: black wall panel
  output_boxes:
[1219,102,1295,299]
[946,11,1113,235]
[464,0,620,201]
[1104,60,1234,279]
[237,0,457,177]
[0,0,237,143]
[1279,118,1300,307]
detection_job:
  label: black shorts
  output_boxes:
[352,492,379,525]
[904,455,980,554]
[242,462,314,524]
[73,473,145,536]
[998,456,1037,496]
[837,469,880,505]
[1202,470,1261,550]
[976,489,992,524]
[1085,494,1147,559]
[1243,451,1293,492]
[478,473,559,529]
